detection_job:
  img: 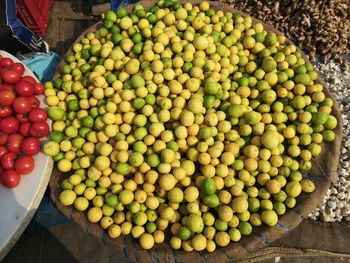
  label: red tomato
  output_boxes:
[16,113,29,123]
[20,137,40,156]
[7,133,23,153]
[28,96,40,108]
[1,152,16,170]
[0,106,13,118]
[0,90,15,106]
[0,117,19,134]
[30,121,50,138]
[21,76,36,84]
[14,80,34,97]
[1,170,20,188]
[15,156,34,175]
[0,58,13,68]
[0,132,7,145]
[0,146,7,158]
[0,84,14,92]
[33,83,45,95]
[19,122,30,137]
[28,108,47,122]
[12,63,25,76]
[13,97,32,114]
[1,69,21,84]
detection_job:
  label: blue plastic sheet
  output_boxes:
[21,51,61,83]
[110,0,140,11]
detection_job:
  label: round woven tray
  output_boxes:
[49,1,343,262]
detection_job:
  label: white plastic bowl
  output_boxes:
[0,50,53,260]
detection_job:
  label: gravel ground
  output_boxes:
[309,60,350,222]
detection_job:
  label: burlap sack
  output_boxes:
[49,1,343,262]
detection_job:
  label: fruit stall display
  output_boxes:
[45,0,342,261]
[0,50,53,260]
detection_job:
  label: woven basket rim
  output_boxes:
[49,1,343,262]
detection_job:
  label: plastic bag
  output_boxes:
[110,0,140,11]
[20,51,61,83]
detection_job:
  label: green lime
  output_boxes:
[171,2,181,10]
[116,7,127,18]
[81,116,94,128]
[264,33,277,46]
[295,73,311,85]
[50,131,65,143]
[65,55,75,63]
[90,44,101,56]
[45,81,54,89]
[147,154,160,167]
[130,75,145,88]
[106,73,117,85]
[273,202,286,215]
[201,178,216,195]
[115,163,131,175]
[238,55,248,67]
[237,76,249,87]
[105,11,117,22]
[106,195,119,208]
[134,8,146,18]
[294,65,307,74]
[254,32,265,43]
[233,159,244,170]
[215,219,228,231]
[145,94,155,105]
[248,197,260,212]
[237,221,252,235]
[133,212,148,226]
[52,152,64,162]
[97,57,105,65]
[81,49,90,60]
[322,130,335,142]
[48,107,65,121]
[182,62,192,73]
[262,58,277,72]
[148,5,159,14]
[61,65,72,74]
[99,27,108,37]
[177,226,191,240]
[291,95,306,110]
[203,194,220,208]
[112,33,123,45]
[109,25,120,34]
[203,95,216,109]
[67,99,79,111]
[163,0,173,7]
[145,222,156,233]
[312,112,328,125]
[147,14,157,24]
[206,8,215,17]
[72,137,85,149]
[133,42,143,55]
[324,115,337,129]
[79,127,91,138]
[103,19,114,29]
[133,98,145,110]
[132,32,143,44]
